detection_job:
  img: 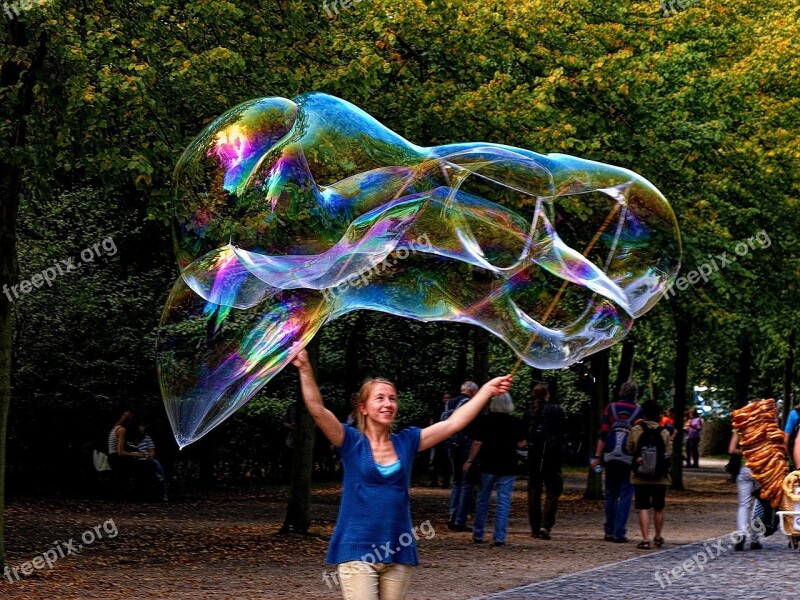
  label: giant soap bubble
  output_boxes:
[159,92,681,447]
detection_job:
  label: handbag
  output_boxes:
[93,450,112,472]
[725,452,741,478]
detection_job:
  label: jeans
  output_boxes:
[473,473,516,543]
[736,466,760,542]
[604,463,634,540]
[528,464,563,533]
[686,437,700,467]
[448,446,473,525]
[336,561,413,600]
[150,458,168,499]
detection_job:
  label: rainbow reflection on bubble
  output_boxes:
[158,92,681,447]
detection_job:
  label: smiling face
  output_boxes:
[357,380,398,431]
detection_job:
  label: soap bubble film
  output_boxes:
[159,92,681,446]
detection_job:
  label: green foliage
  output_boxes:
[2,0,799,493]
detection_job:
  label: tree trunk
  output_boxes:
[613,339,635,399]
[670,316,692,491]
[281,336,319,534]
[647,359,659,404]
[472,327,489,384]
[0,226,11,571]
[584,348,609,500]
[783,331,796,425]
[0,23,47,568]
[733,333,751,410]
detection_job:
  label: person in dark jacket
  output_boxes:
[467,393,527,545]
[526,383,566,540]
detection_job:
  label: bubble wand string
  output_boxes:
[509,203,622,376]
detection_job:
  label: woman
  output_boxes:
[686,409,703,468]
[627,400,670,550]
[107,410,146,470]
[291,349,511,600]
[467,393,526,546]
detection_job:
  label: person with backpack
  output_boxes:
[444,381,479,531]
[526,382,566,539]
[627,400,671,550]
[685,409,703,468]
[590,381,641,544]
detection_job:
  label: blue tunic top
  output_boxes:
[326,424,421,565]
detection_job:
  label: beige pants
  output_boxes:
[337,561,413,600]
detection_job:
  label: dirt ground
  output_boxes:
[2,459,739,599]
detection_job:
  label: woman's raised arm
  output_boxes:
[292,349,345,447]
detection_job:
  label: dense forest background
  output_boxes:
[2,0,798,551]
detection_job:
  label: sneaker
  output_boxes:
[452,524,473,532]
[613,537,628,544]
[750,541,763,550]
[604,534,614,542]
[539,529,551,540]
[472,538,484,544]
[734,539,745,551]
[493,541,505,546]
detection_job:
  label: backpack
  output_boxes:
[633,423,669,479]
[528,403,565,464]
[441,395,470,449]
[602,403,641,465]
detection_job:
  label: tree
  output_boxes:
[584,348,609,500]
[281,337,319,534]
[670,315,692,491]
[1,16,47,567]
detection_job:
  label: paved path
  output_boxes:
[474,528,799,600]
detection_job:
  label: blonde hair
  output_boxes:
[354,377,397,432]
[490,393,513,414]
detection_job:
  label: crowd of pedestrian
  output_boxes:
[435,378,675,551]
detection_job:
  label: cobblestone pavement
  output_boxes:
[473,531,800,600]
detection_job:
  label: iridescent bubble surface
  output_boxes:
[159,92,681,447]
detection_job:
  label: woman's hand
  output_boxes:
[291,348,310,370]
[480,375,513,396]
[419,377,511,453]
